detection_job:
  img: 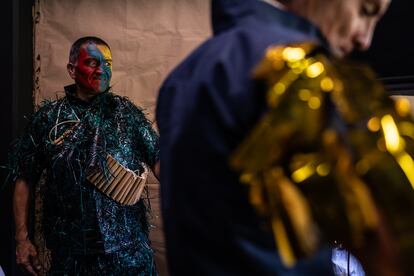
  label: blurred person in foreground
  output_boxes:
[10,36,160,275]
[157,0,414,275]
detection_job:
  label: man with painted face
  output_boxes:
[157,0,414,275]
[10,37,159,275]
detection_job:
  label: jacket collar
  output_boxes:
[211,0,329,49]
[64,84,110,106]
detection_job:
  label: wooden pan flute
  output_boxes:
[87,155,148,205]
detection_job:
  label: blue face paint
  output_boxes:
[75,42,113,93]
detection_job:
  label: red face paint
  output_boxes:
[74,42,113,94]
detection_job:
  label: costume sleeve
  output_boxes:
[124,100,160,168]
[138,117,160,168]
[8,104,50,186]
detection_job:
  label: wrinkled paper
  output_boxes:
[34,0,211,118]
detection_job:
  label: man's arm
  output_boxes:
[152,161,160,180]
[13,178,40,276]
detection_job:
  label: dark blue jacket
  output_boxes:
[156,0,334,275]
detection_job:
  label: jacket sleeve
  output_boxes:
[8,104,51,186]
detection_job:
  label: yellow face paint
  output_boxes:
[97,44,113,70]
[75,42,113,93]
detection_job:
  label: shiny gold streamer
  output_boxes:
[231,43,414,271]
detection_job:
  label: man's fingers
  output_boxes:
[30,254,42,271]
[21,262,38,276]
[15,240,40,275]
[16,256,29,266]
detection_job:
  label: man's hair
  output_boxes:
[69,36,110,64]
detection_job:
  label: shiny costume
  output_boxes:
[10,85,159,275]
[231,44,414,275]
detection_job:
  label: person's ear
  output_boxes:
[67,63,76,79]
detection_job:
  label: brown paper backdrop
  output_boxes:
[33,1,211,275]
[34,0,211,117]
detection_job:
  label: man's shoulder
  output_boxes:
[32,98,62,119]
[163,24,315,88]
[19,98,62,132]
[109,92,137,107]
[108,92,146,116]
[109,92,131,103]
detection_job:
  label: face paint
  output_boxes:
[74,42,113,93]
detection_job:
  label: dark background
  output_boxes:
[352,0,414,94]
[1,0,34,275]
[354,0,414,78]
[0,0,413,274]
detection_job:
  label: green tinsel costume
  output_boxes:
[9,84,159,275]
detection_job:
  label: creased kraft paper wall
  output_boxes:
[33,1,211,275]
[33,0,211,117]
